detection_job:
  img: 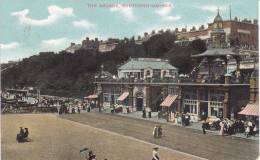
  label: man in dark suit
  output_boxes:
[202,120,206,134]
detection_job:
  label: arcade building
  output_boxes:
[89,11,258,122]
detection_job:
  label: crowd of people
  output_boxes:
[37,96,97,114]
[202,117,258,137]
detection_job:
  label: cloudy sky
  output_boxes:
[0,0,258,63]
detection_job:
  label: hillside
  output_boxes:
[1,32,206,98]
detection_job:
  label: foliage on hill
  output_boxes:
[1,32,206,98]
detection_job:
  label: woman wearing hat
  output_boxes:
[152,147,159,160]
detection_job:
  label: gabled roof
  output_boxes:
[118,58,177,70]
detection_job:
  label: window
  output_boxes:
[211,107,218,116]
[113,94,119,104]
[163,71,167,77]
[103,93,111,102]
[183,99,197,114]
[146,70,150,76]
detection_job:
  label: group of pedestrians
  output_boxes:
[202,118,258,137]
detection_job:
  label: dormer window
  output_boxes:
[146,70,150,76]
[163,71,167,77]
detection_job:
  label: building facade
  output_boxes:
[117,58,178,80]
[175,11,258,50]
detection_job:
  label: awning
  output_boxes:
[117,92,129,101]
[238,103,259,116]
[160,95,178,107]
[85,94,98,99]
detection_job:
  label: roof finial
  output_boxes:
[217,7,220,15]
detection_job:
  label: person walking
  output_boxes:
[158,126,163,138]
[253,125,257,136]
[219,121,224,136]
[202,120,206,134]
[245,125,250,138]
[152,147,159,160]
[153,126,158,138]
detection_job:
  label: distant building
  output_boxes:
[98,38,119,53]
[175,10,258,50]
[64,43,82,53]
[82,37,99,51]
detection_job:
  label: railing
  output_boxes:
[95,77,178,83]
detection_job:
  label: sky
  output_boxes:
[0,0,258,63]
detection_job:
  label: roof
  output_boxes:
[191,48,239,58]
[214,10,223,22]
[118,58,177,70]
[238,103,259,116]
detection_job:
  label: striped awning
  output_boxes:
[85,94,98,99]
[117,92,129,101]
[238,103,259,116]
[160,95,178,107]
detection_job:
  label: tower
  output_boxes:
[210,8,226,48]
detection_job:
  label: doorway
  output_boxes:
[200,102,208,120]
[136,98,143,111]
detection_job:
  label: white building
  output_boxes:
[118,58,178,80]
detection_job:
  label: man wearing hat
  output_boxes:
[152,147,160,160]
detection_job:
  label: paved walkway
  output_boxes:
[90,109,259,141]
[2,114,198,160]
[61,112,259,160]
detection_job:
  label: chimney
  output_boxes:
[144,32,148,37]
[86,37,89,41]
[253,19,258,24]
[71,42,75,46]
[175,28,179,32]
[95,38,98,42]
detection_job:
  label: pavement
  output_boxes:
[2,112,258,160]
[1,114,205,160]
[101,109,259,141]
[61,112,259,160]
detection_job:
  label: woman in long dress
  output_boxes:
[152,147,159,160]
[153,126,158,138]
[219,121,224,136]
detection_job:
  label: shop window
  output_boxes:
[219,108,223,118]
[184,104,190,113]
[211,107,218,116]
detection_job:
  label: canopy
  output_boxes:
[85,94,98,99]
[238,103,259,116]
[191,48,239,58]
[117,92,129,101]
[160,95,178,107]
